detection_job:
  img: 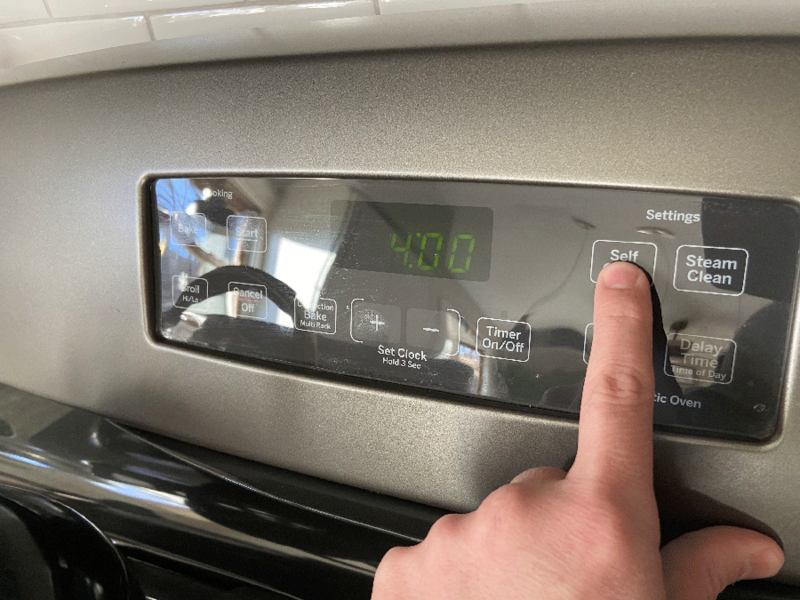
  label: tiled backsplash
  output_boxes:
[0,0,560,69]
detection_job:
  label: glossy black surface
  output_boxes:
[2,386,799,599]
[153,177,800,440]
[0,385,444,600]
[0,485,142,600]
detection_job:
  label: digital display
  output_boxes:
[332,202,493,281]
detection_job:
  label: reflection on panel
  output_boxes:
[153,177,800,441]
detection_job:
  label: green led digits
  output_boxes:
[448,234,475,273]
[390,233,412,266]
[391,231,475,274]
[418,233,443,270]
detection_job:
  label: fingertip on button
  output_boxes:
[599,261,647,289]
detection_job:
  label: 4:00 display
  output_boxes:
[390,232,476,273]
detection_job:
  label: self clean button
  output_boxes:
[590,240,657,282]
[673,245,748,296]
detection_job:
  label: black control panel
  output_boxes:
[151,177,800,440]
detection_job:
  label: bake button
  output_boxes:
[406,308,461,355]
[664,333,736,385]
[590,240,657,282]
[172,275,208,309]
[295,297,337,334]
[228,282,268,320]
[673,245,749,296]
[476,318,531,362]
[350,301,401,344]
[227,215,267,253]
[170,212,207,247]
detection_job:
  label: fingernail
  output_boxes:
[743,546,785,580]
[600,262,644,289]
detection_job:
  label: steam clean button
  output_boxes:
[590,240,657,282]
[673,245,748,296]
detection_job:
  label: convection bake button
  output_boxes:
[350,300,401,344]
[295,297,337,334]
[171,274,208,309]
[590,240,657,282]
[226,215,267,253]
[476,318,531,362]
[406,308,461,355]
[228,282,268,320]
[664,333,736,385]
[673,245,748,296]
[170,212,207,247]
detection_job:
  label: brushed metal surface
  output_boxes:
[1,40,799,580]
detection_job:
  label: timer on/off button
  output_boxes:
[476,318,531,362]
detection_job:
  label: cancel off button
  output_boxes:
[673,245,748,296]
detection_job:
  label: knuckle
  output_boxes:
[424,512,463,544]
[699,563,730,600]
[563,492,638,564]
[598,302,651,327]
[588,367,650,407]
[477,484,532,532]
[373,546,413,596]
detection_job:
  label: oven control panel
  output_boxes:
[152,177,800,440]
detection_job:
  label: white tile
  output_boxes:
[0,0,49,24]
[150,1,375,40]
[48,0,241,19]
[379,0,565,15]
[0,17,150,68]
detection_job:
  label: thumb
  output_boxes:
[661,526,784,600]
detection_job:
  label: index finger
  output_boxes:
[569,261,655,490]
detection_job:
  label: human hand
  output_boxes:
[372,261,784,600]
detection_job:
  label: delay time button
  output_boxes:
[590,240,657,282]
[476,318,531,362]
[665,333,736,385]
[673,245,748,296]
